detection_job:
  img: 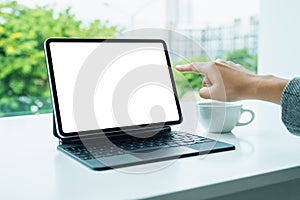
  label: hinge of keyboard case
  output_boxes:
[59,126,172,145]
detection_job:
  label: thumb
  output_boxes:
[199,87,212,99]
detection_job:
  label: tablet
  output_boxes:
[44,38,182,138]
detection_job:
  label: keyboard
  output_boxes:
[61,132,214,161]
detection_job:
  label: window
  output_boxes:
[0,0,259,117]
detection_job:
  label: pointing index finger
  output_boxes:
[175,62,208,75]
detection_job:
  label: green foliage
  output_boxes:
[223,49,257,73]
[174,49,257,99]
[0,1,118,117]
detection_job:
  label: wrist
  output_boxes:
[239,74,261,100]
[251,75,289,104]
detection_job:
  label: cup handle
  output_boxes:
[236,108,255,126]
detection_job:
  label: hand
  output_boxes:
[176,59,257,101]
[176,59,288,104]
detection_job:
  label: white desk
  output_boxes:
[1,100,300,200]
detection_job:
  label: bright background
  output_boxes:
[17,0,259,29]
[259,0,300,79]
[5,0,299,118]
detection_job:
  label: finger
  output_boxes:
[215,58,226,63]
[203,82,212,87]
[214,59,240,71]
[217,60,250,73]
[215,59,231,67]
[175,63,200,73]
[176,62,211,74]
[199,87,212,99]
[227,61,236,66]
[202,76,212,87]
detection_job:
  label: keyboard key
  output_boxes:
[62,132,214,160]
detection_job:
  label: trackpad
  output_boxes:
[132,146,198,160]
[98,154,142,166]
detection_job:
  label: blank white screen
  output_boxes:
[49,42,179,133]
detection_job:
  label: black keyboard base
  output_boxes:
[58,131,235,170]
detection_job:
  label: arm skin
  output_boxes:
[175,59,289,104]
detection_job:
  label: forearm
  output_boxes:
[248,75,289,104]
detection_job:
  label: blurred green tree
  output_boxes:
[223,49,257,73]
[0,1,118,117]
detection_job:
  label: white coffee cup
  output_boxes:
[198,101,255,133]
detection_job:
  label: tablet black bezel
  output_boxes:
[44,38,182,138]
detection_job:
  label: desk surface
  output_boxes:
[1,100,300,200]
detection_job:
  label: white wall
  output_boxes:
[259,0,300,79]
